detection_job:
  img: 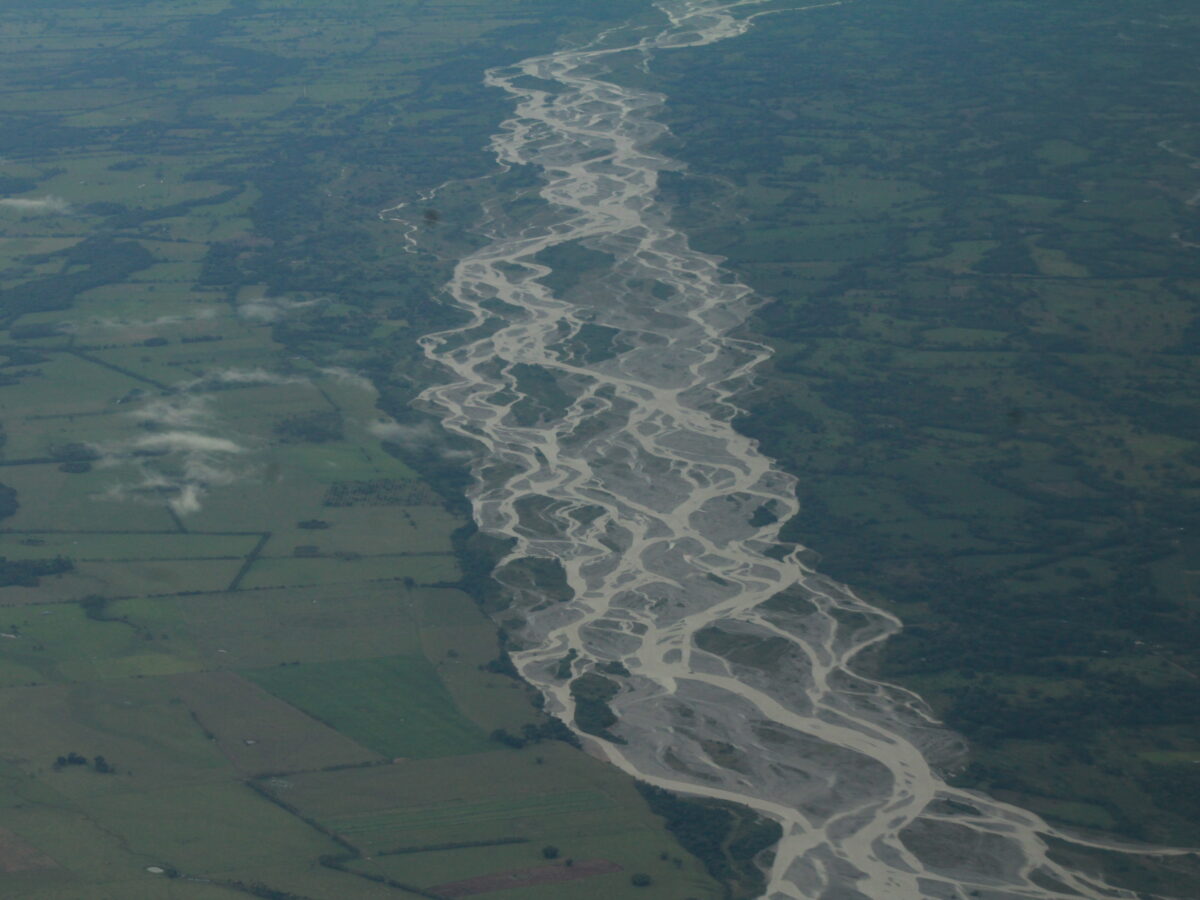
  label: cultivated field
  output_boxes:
[0,0,723,897]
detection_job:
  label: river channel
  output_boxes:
[405,2,1187,897]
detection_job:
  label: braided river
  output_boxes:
[402,2,1193,896]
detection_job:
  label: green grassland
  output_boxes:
[260,744,721,897]
[349,834,707,900]
[167,670,384,775]
[245,655,493,760]
[0,0,726,897]
[238,554,458,590]
[166,584,430,667]
[0,532,258,561]
[644,0,1200,886]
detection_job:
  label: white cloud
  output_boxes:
[72,308,219,332]
[367,420,471,459]
[182,456,240,487]
[99,429,247,516]
[131,396,211,429]
[0,195,71,215]
[177,367,308,391]
[320,366,376,393]
[368,421,436,445]
[133,431,244,455]
[170,484,203,516]
[237,296,320,322]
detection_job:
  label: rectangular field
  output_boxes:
[329,790,612,840]
[169,583,426,666]
[244,655,493,760]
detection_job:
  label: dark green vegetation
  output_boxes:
[0,555,71,588]
[0,1,724,898]
[637,784,784,900]
[648,0,1200,871]
[570,672,625,743]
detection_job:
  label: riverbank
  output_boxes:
[645,0,1200,894]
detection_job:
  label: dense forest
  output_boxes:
[650,0,1200,852]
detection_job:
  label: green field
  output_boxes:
[0,0,729,897]
[258,744,721,896]
[246,655,493,760]
[353,834,715,900]
[329,790,612,840]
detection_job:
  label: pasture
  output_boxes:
[245,655,493,760]
[262,744,722,897]
[0,0,730,896]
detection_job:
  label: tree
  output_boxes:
[631,873,652,887]
[490,728,525,749]
[541,845,559,860]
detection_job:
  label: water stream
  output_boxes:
[400,2,1193,896]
